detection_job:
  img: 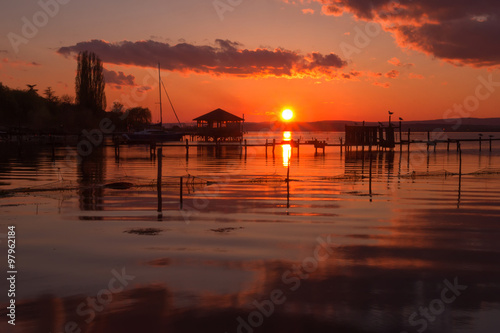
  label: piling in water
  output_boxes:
[157,147,162,217]
[180,176,183,209]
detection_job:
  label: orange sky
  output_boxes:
[1,0,499,123]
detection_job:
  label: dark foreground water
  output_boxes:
[0,131,499,333]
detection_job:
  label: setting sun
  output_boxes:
[281,109,294,121]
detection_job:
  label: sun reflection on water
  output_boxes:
[282,131,292,167]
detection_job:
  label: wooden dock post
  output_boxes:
[447,139,450,152]
[369,149,373,202]
[157,147,163,218]
[297,139,300,158]
[407,129,411,152]
[340,137,343,156]
[150,142,156,159]
[427,131,430,151]
[458,142,462,182]
[399,120,402,147]
[286,159,290,209]
[458,142,462,208]
[185,139,189,160]
[244,139,247,158]
[479,134,483,152]
[490,135,493,152]
[180,176,183,209]
[51,142,56,161]
[272,139,275,157]
[114,142,120,159]
[265,139,268,158]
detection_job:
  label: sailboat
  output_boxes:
[122,63,185,143]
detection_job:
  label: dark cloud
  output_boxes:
[57,39,347,78]
[303,0,500,67]
[385,69,400,78]
[103,69,135,86]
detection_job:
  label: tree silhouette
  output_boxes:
[75,51,106,113]
[126,107,152,130]
[44,87,58,103]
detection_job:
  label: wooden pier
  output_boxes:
[2,131,498,160]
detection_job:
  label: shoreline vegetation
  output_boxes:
[0,51,155,135]
[0,81,155,135]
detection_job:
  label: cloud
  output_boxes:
[2,58,41,69]
[387,57,414,68]
[290,0,500,67]
[409,73,424,79]
[366,71,383,78]
[373,82,390,88]
[137,86,152,92]
[302,8,315,14]
[103,68,152,92]
[385,69,400,78]
[103,69,136,86]
[57,39,347,79]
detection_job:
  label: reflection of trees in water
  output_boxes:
[78,147,106,215]
[0,143,45,176]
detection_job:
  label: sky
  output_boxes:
[1,0,499,123]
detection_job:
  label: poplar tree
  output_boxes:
[75,51,106,113]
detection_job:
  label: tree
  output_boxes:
[75,51,106,113]
[44,87,58,103]
[111,101,124,114]
[60,94,74,104]
[126,107,152,130]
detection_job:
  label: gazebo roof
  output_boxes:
[193,108,244,122]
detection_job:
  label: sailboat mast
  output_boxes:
[158,62,163,127]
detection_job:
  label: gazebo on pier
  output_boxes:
[193,108,244,142]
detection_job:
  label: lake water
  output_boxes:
[1,131,499,333]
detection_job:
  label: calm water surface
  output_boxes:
[0,131,499,333]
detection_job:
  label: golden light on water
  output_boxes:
[282,144,291,167]
[281,109,294,121]
[282,131,292,166]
